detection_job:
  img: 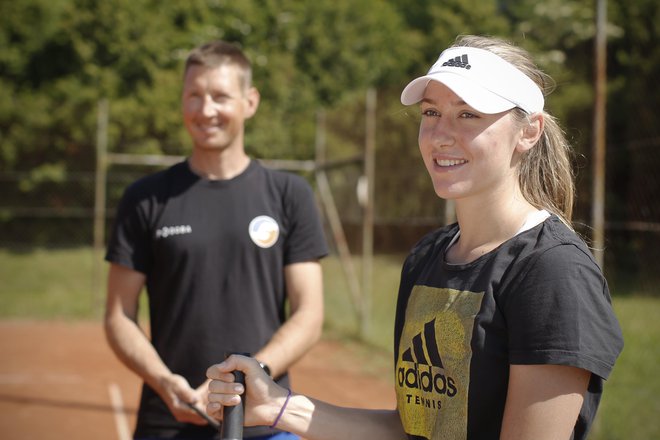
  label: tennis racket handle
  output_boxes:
[221,369,245,440]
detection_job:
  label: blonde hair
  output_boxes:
[451,35,575,224]
[184,40,253,91]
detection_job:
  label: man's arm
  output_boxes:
[253,260,324,378]
[500,364,590,440]
[104,263,207,424]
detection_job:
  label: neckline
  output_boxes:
[184,159,257,187]
[444,209,551,265]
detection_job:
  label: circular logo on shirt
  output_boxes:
[248,215,280,248]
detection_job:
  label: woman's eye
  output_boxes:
[422,109,439,117]
[459,111,477,119]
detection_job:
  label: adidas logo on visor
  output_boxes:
[442,54,471,70]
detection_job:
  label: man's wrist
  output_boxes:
[258,361,271,377]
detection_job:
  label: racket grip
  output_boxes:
[221,353,248,440]
[221,369,245,439]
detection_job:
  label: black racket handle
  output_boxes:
[221,369,245,439]
[221,353,248,440]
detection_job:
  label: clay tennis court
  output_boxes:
[0,321,395,439]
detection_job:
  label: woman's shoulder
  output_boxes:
[506,215,604,285]
[402,223,458,272]
[537,216,599,264]
[411,223,459,254]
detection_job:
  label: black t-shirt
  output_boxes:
[393,216,623,440]
[106,160,328,438]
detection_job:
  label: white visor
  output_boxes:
[400,46,544,114]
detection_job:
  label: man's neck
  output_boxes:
[188,149,251,180]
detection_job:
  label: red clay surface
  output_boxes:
[0,321,396,439]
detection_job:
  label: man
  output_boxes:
[104,40,328,439]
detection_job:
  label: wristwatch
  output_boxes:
[259,361,271,377]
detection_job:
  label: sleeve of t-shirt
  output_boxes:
[503,244,624,379]
[282,176,328,265]
[104,184,152,274]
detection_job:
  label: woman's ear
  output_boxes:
[517,113,544,153]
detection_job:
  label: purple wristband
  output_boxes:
[270,388,292,429]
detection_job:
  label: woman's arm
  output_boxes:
[500,364,590,440]
[207,355,407,440]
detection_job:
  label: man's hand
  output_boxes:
[157,373,209,425]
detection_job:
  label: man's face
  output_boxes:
[182,64,258,152]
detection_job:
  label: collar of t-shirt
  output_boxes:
[446,209,551,252]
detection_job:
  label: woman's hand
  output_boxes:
[206,354,291,427]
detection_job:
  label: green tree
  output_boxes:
[0,0,418,245]
[370,0,510,223]
[3,0,658,256]
[0,0,415,167]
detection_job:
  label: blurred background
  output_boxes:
[0,1,658,439]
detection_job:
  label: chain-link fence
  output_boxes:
[1,140,658,297]
[0,168,151,249]
[600,139,660,296]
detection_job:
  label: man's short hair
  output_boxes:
[184,40,253,90]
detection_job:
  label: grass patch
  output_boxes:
[0,247,149,321]
[0,247,101,319]
[590,296,660,440]
[321,253,405,352]
[1,247,658,439]
[320,253,405,375]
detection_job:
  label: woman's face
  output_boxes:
[417,81,527,204]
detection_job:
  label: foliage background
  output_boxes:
[1,0,659,295]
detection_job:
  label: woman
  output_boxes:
[205,35,623,440]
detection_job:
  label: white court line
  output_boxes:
[0,372,82,385]
[108,382,131,440]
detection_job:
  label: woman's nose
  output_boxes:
[423,119,454,148]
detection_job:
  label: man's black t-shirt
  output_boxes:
[106,160,328,438]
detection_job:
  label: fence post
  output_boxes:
[314,109,364,328]
[361,88,376,338]
[591,0,607,270]
[93,99,109,314]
